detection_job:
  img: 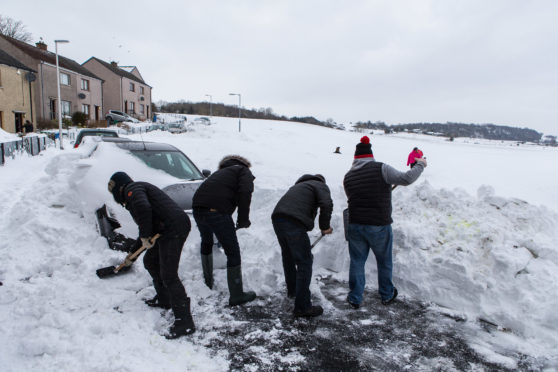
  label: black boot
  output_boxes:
[294,305,323,318]
[227,265,256,306]
[145,280,171,309]
[201,254,214,289]
[166,297,195,339]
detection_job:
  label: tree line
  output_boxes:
[154,101,339,129]
[354,121,543,143]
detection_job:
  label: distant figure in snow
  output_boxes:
[343,136,426,308]
[23,120,34,134]
[272,174,333,317]
[334,147,341,154]
[407,147,424,168]
[108,172,195,339]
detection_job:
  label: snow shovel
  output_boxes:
[96,234,160,279]
[311,234,325,249]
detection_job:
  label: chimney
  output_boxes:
[35,41,47,51]
[110,61,118,67]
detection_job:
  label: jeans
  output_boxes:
[347,224,394,304]
[272,216,313,312]
[193,208,241,267]
[143,235,188,308]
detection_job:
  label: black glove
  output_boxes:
[236,219,251,229]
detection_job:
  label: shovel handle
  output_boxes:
[114,234,161,273]
[311,234,324,249]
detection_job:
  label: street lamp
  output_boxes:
[55,39,69,150]
[228,93,241,132]
[205,94,212,121]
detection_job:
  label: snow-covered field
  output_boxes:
[1,116,557,371]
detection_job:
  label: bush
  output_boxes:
[72,111,88,126]
[36,119,58,130]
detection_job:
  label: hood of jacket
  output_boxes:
[218,155,251,169]
[350,157,375,171]
[295,174,325,185]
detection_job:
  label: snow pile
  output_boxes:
[0,128,19,143]
[1,115,557,369]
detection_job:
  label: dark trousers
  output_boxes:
[143,235,188,307]
[193,208,241,267]
[272,216,313,312]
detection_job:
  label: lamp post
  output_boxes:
[228,93,241,132]
[205,94,212,121]
[55,39,69,150]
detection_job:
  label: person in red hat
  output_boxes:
[343,136,427,308]
[407,147,424,168]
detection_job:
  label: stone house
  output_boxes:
[0,35,103,124]
[82,57,152,121]
[0,49,36,133]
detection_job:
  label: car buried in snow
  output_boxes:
[75,137,212,251]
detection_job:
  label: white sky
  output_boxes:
[4,0,558,134]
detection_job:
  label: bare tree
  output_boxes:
[0,15,32,42]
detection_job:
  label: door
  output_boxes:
[15,113,23,133]
[124,100,128,114]
[49,99,57,120]
[95,106,100,121]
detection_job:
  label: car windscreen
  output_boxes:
[130,150,204,180]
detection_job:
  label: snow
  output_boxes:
[0,128,19,143]
[1,114,558,370]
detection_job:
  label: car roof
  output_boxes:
[79,128,119,133]
[100,137,180,152]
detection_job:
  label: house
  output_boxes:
[0,49,37,133]
[82,57,152,121]
[0,35,103,124]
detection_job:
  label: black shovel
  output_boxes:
[96,234,160,279]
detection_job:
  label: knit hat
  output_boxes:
[108,171,133,204]
[354,136,373,159]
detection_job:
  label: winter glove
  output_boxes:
[415,158,427,167]
[141,236,156,249]
[236,219,251,229]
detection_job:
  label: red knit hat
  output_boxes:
[354,136,373,159]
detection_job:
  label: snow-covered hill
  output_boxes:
[1,116,557,370]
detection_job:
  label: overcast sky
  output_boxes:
[4,1,558,134]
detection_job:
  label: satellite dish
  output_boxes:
[78,93,86,99]
[25,72,36,82]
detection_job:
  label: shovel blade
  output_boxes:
[96,265,131,279]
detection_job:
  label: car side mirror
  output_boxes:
[202,169,211,178]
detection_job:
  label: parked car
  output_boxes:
[73,128,119,148]
[166,122,188,134]
[193,117,211,125]
[79,137,211,211]
[105,110,140,125]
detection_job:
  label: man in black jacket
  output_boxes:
[343,136,426,309]
[108,172,195,339]
[192,155,257,306]
[272,174,333,317]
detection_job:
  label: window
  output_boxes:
[82,104,90,116]
[0,111,3,130]
[140,86,144,95]
[61,101,71,116]
[60,72,70,86]
[129,102,135,113]
[129,82,135,92]
[140,104,145,114]
[81,79,90,91]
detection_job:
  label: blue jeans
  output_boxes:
[272,216,313,312]
[193,208,241,267]
[347,224,394,304]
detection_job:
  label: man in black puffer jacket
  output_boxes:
[343,136,426,309]
[192,155,257,306]
[108,172,194,339]
[272,174,333,317]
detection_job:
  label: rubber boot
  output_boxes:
[201,254,214,289]
[166,297,195,339]
[227,265,256,306]
[145,280,171,309]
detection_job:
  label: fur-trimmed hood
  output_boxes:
[218,155,251,169]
